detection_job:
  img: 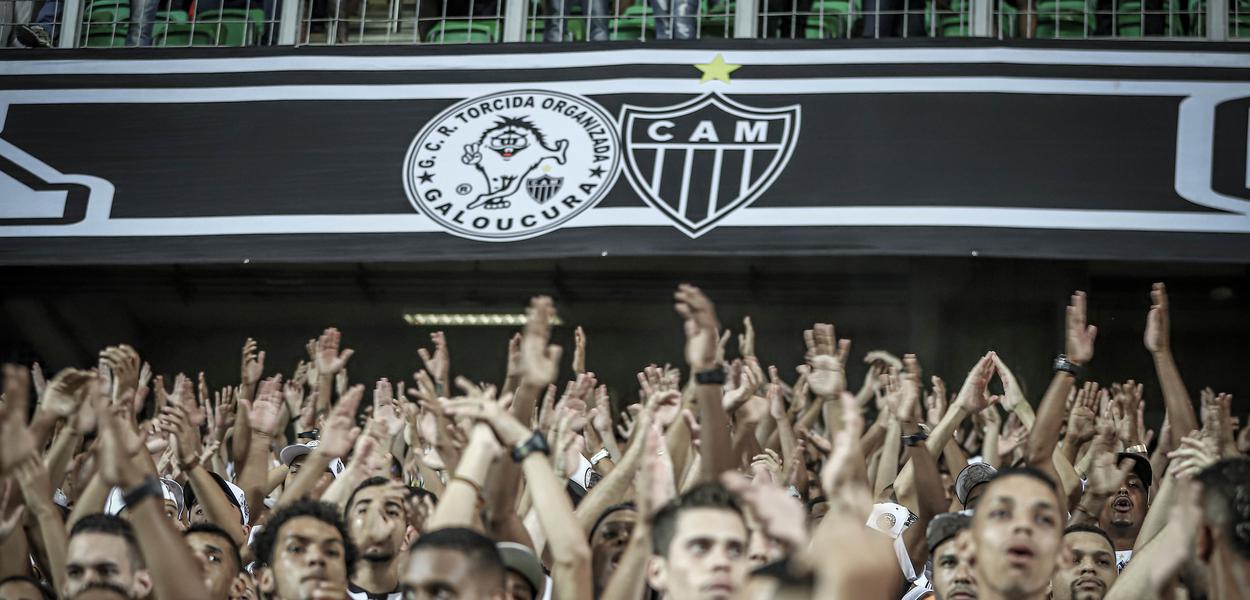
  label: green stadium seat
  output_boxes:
[1113,0,1183,36]
[610,4,655,40]
[82,23,128,46]
[700,0,734,36]
[153,22,217,45]
[84,0,129,24]
[425,20,497,43]
[196,8,266,46]
[805,0,857,37]
[155,9,189,22]
[1034,0,1093,37]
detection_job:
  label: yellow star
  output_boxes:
[694,54,741,84]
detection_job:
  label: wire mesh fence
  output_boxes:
[0,0,1241,47]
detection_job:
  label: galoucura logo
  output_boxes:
[404,90,622,242]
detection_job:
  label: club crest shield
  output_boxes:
[619,93,800,237]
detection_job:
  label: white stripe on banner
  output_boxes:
[1,47,1249,76]
[1,77,1247,104]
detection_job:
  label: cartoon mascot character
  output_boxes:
[462,116,569,210]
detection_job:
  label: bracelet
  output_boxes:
[451,475,483,498]
[122,475,162,508]
[902,431,929,447]
[694,367,726,385]
[179,455,202,472]
[1124,444,1148,454]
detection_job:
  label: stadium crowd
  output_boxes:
[0,282,1247,600]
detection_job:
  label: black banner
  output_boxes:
[2,40,1250,264]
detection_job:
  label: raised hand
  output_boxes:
[417,331,450,389]
[242,377,283,437]
[99,344,141,399]
[674,284,721,372]
[722,358,762,413]
[1065,291,1097,365]
[520,296,563,388]
[315,327,355,376]
[803,323,851,400]
[373,378,405,438]
[738,316,756,359]
[1144,282,1170,354]
[648,390,682,430]
[572,326,587,375]
[1111,380,1144,447]
[954,352,997,413]
[38,368,95,417]
[241,337,266,391]
[442,378,530,447]
[2,364,31,421]
[1065,382,1099,445]
[318,385,364,457]
[1085,420,1132,498]
[925,376,947,427]
[1167,431,1219,479]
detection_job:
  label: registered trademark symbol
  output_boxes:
[456,184,472,195]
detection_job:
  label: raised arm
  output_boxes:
[444,381,593,600]
[674,284,735,481]
[1028,291,1096,505]
[1143,283,1198,444]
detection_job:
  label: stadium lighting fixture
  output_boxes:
[402,312,564,327]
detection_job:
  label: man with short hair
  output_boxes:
[64,514,153,599]
[645,482,749,600]
[1094,454,1150,562]
[400,527,506,600]
[344,477,408,600]
[1051,525,1117,600]
[970,468,1065,600]
[251,500,357,600]
[927,512,976,600]
[184,523,249,600]
[1192,457,1250,600]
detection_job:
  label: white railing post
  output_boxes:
[1207,0,1228,40]
[502,0,526,41]
[733,0,757,37]
[970,0,992,35]
[278,0,300,44]
[57,0,82,48]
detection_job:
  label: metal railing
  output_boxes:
[0,0,1241,45]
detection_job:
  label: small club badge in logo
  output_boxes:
[619,92,800,238]
[404,90,621,241]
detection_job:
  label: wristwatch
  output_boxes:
[1053,354,1084,381]
[590,448,611,466]
[122,475,163,507]
[511,431,551,463]
[695,367,726,385]
[1124,444,1148,454]
[902,430,929,447]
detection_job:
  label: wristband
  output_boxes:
[511,431,550,463]
[694,368,726,385]
[590,448,610,466]
[1053,354,1084,381]
[1124,444,1148,454]
[122,475,162,507]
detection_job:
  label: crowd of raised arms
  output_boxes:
[0,282,1247,600]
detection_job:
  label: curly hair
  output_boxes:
[250,500,359,577]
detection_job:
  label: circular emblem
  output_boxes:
[404,90,622,242]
